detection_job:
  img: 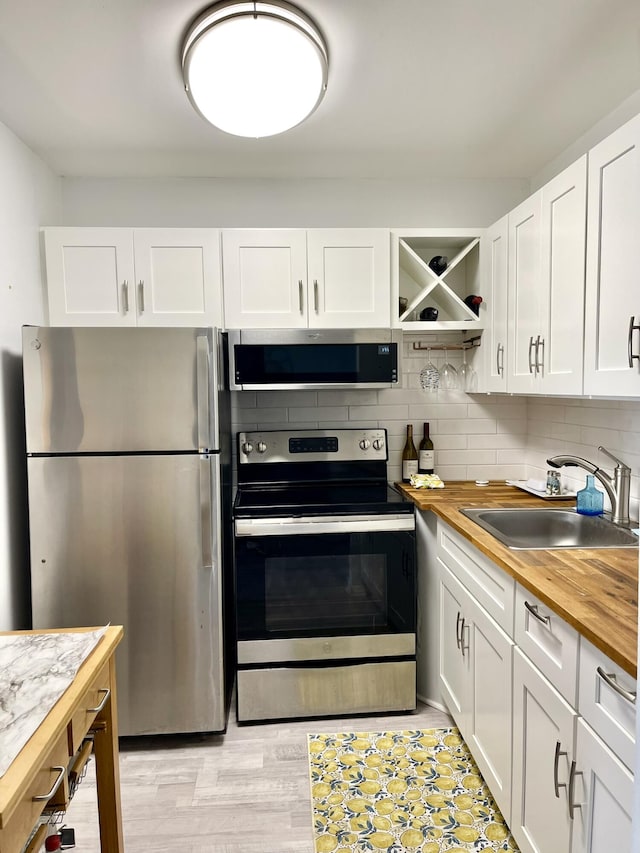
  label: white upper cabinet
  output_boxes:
[44,228,222,327]
[480,215,508,392]
[507,156,587,395]
[584,114,640,396]
[222,228,390,329]
[507,192,542,392]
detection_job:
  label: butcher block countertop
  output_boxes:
[396,481,639,678]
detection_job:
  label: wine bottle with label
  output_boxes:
[401,424,419,482]
[418,422,435,474]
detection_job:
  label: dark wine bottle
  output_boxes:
[401,424,418,482]
[418,422,434,474]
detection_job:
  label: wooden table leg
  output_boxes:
[92,657,124,853]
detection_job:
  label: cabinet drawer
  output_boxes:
[0,730,69,853]
[514,584,578,705]
[437,520,515,634]
[68,662,110,756]
[578,637,636,771]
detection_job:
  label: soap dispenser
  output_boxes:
[576,475,604,516]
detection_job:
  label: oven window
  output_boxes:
[265,553,387,633]
[235,530,415,640]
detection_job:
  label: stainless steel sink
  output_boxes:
[460,507,639,550]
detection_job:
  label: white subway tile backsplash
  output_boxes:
[348,404,410,420]
[229,354,640,513]
[288,406,349,421]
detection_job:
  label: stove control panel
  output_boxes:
[238,428,387,464]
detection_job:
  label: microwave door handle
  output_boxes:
[196,334,211,451]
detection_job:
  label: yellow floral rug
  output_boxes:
[307,727,519,852]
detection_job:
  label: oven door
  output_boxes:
[234,514,416,664]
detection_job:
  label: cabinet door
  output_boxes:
[306,229,390,328]
[538,156,587,395]
[133,229,222,327]
[222,229,308,328]
[466,594,514,824]
[438,563,470,735]
[507,192,543,393]
[584,114,640,395]
[481,216,509,392]
[570,719,633,853]
[512,648,575,853]
[44,227,136,326]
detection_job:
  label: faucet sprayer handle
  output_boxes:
[597,446,630,471]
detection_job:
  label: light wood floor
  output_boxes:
[62,699,452,852]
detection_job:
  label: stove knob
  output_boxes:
[257,441,267,453]
[242,441,254,455]
[372,438,385,451]
[359,439,371,450]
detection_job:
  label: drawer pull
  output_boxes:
[524,600,550,625]
[32,765,66,801]
[596,667,637,705]
[87,687,110,714]
[568,760,583,820]
[553,740,567,797]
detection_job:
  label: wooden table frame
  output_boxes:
[0,626,124,853]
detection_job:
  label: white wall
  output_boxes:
[59,176,529,228]
[0,120,60,630]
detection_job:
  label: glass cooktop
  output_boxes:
[233,482,414,518]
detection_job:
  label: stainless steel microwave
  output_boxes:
[228,329,401,391]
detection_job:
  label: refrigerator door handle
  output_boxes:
[200,456,214,572]
[196,334,211,451]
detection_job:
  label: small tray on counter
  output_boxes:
[506,480,576,501]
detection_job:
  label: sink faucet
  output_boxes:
[546,446,631,526]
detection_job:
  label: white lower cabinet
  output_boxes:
[438,560,514,823]
[435,520,635,853]
[570,719,633,853]
[512,647,576,853]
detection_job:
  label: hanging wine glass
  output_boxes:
[440,347,459,390]
[459,346,478,392]
[419,348,440,392]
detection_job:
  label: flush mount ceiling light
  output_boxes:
[181,1,328,138]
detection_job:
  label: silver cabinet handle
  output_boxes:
[528,336,536,374]
[496,343,504,377]
[138,280,145,313]
[314,279,319,313]
[32,766,66,801]
[596,666,637,704]
[298,280,304,314]
[568,760,583,819]
[535,335,544,374]
[553,740,567,797]
[87,687,110,714]
[524,600,550,625]
[455,611,463,649]
[122,280,129,314]
[459,619,469,657]
[628,315,640,368]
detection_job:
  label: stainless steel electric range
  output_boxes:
[233,428,416,723]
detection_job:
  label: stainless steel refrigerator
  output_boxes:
[23,326,232,736]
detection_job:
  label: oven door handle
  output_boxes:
[234,515,415,537]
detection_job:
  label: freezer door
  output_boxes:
[22,326,221,453]
[28,453,226,735]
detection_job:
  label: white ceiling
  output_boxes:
[0,0,639,180]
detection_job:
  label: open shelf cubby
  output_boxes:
[392,229,485,331]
